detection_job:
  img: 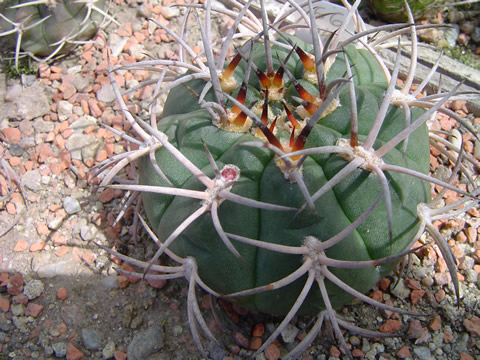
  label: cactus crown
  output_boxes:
[95,0,479,358]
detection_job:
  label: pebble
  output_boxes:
[22,169,43,191]
[101,274,120,289]
[80,224,98,241]
[103,340,116,359]
[57,100,73,121]
[413,346,433,360]
[390,278,410,299]
[127,325,165,360]
[63,196,81,215]
[52,342,67,358]
[14,85,50,121]
[23,280,44,300]
[97,83,117,103]
[280,323,299,343]
[82,328,103,350]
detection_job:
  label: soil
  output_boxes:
[0,1,479,360]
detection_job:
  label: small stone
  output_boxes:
[407,319,429,343]
[280,323,299,343]
[429,315,442,331]
[30,242,46,252]
[48,216,64,230]
[82,328,103,350]
[57,287,68,301]
[413,346,432,360]
[233,331,250,348]
[80,224,98,241]
[127,325,165,360]
[11,303,25,316]
[22,169,42,191]
[57,101,73,121]
[396,346,411,359]
[98,188,116,203]
[249,336,262,350]
[52,342,67,358]
[379,319,402,334]
[390,278,410,299]
[329,345,341,357]
[463,316,480,336]
[410,289,425,305]
[252,323,264,337]
[114,351,127,360]
[0,298,10,312]
[14,240,28,252]
[63,196,81,215]
[264,343,280,360]
[25,303,44,317]
[460,352,475,360]
[66,343,83,360]
[97,84,116,103]
[103,340,115,359]
[23,279,44,300]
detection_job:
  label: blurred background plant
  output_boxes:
[0,0,116,76]
[359,0,480,70]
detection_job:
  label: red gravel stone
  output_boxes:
[352,349,364,358]
[36,223,49,236]
[460,352,474,360]
[12,294,28,305]
[380,319,402,334]
[463,316,480,336]
[66,343,83,360]
[406,319,429,342]
[264,344,281,360]
[396,346,411,358]
[435,289,446,303]
[410,289,425,305]
[377,277,391,291]
[121,263,140,284]
[329,345,341,357]
[57,287,68,301]
[405,278,421,290]
[249,336,262,350]
[252,323,264,337]
[2,128,21,143]
[0,297,10,312]
[25,303,44,317]
[30,242,47,252]
[234,331,250,348]
[117,275,129,289]
[145,272,168,289]
[429,315,442,331]
[13,240,28,252]
[52,232,67,246]
[369,289,383,303]
[114,351,127,360]
[98,188,116,203]
[444,330,454,343]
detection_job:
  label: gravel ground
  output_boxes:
[0,1,479,359]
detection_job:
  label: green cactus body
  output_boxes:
[138,39,430,315]
[0,0,106,57]
[366,0,438,22]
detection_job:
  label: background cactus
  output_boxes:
[365,0,439,22]
[0,0,114,71]
[96,0,479,357]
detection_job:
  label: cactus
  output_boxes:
[0,0,115,71]
[365,0,439,22]
[96,0,479,357]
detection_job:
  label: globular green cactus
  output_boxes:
[0,0,115,70]
[96,0,479,357]
[365,0,439,22]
